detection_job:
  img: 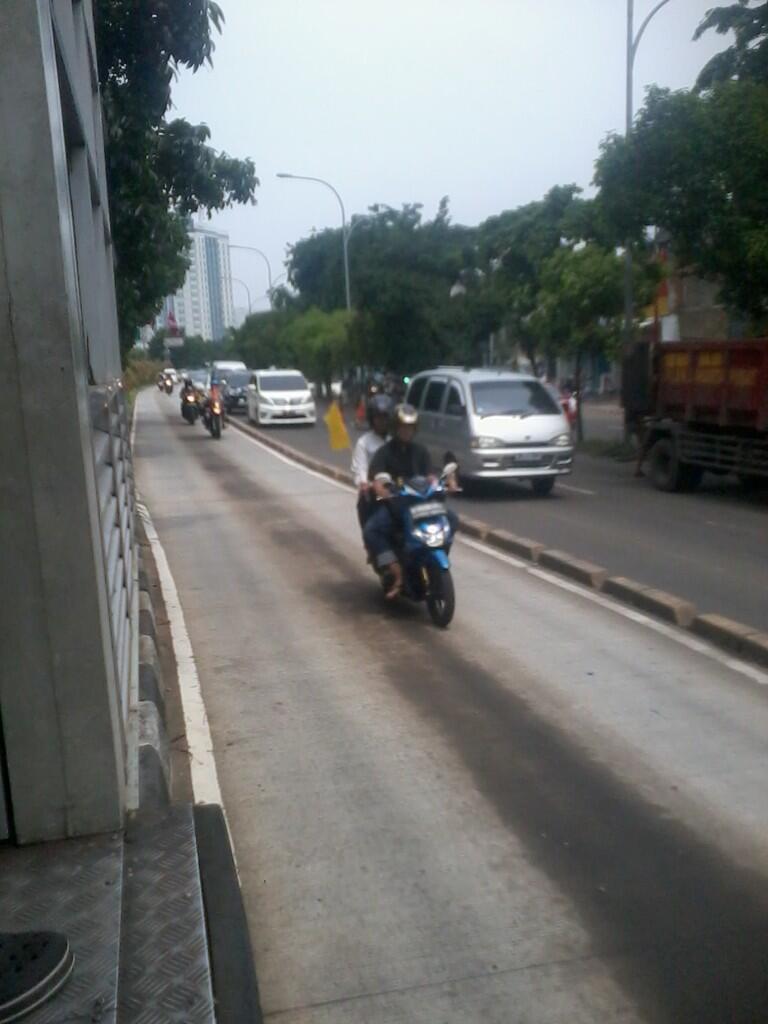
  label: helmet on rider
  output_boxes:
[367,393,394,429]
[392,402,419,442]
[393,403,419,427]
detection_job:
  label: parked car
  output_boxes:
[218,369,252,414]
[247,369,316,426]
[405,367,574,495]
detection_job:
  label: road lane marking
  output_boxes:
[231,417,768,690]
[231,423,353,493]
[459,536,768,688]
[559,483,597,496]
[133,394,224,806]
[136,501,226,804]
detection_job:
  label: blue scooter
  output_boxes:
[373,463,458,627]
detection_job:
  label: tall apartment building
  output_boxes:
[164,223,235,341]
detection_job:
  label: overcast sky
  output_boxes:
[170,1,728,313]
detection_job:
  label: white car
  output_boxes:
[247,369,316,426]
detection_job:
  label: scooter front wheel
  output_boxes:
[426,564,455,628]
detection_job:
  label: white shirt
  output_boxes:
[351,430,387,486]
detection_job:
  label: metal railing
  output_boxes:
[90,383,137,733]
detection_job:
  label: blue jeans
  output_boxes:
[363,502,458,568]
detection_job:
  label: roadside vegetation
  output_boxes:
[116,2,768,411]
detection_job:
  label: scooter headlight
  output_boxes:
[415,522,449,547]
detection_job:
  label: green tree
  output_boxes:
[168,335,218,369]
[695,1,768,87]
[476,186,604,365]
[532,245,626,440]
[595,82,768,323]
[288,200,476,373]
[282,309,353,395]
[94,0,259,356]
[148,328,169,362]
[227,310,299,369]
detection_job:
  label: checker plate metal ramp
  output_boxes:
[119,804,215,1023]
[0,831,123,1023]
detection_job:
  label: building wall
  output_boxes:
[0,0,131,841]
[166,225,234,341]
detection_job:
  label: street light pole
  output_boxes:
[623,0,674,413]
[229,243,273,304]
[277,172,352,312]
[228,276,252,315]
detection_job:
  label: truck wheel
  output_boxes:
[679,464,703,491]
[648,439,702,492]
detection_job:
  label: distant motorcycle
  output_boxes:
[180,390,199,424]
[372,463,457,627]
[203,394,223,439]
[164,377,173,395]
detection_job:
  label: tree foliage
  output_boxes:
[475,186,605,362]
[283,189,651,376]
[226,310,299,369]
[226,308,353,394]
[595,82,768,321]
[282,309,353,393]
[695,1,768,87]
[94,0,259,355]
[288,200,476,372]
[531,244,627,438]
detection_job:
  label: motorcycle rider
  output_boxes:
[364,403,458,598]
[351,393,393,528]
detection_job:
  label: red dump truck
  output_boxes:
[627,339,768,492]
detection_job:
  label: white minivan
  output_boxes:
[405,368,573,495]
[247,369,316,426]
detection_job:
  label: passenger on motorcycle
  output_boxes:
[351,394,393,528]
[364,403,459,598]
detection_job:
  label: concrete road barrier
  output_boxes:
[606,578,696,628]
[629,588,696,628]
[486,529,545,562]
[538,550,608,589]
[603,576,653,604]
[459,516,491,542]
[742,633,768,669]
[693,613,758,653]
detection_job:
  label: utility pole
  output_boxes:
[277,173,352,312]
[623,0,674,432]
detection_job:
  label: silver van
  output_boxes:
[405,368,573,495]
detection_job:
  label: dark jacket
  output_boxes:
[368,438,432,483]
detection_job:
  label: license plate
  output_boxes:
[411,501,446,520]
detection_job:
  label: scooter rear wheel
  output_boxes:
[426,564,455,628]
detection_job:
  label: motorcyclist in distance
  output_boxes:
[351,393,393,528]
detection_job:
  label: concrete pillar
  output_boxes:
[0,0,125,841]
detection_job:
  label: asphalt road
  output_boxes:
[136,388,768,1024]
[234,403,768,633]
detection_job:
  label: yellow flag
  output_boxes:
[323,399,351,451]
